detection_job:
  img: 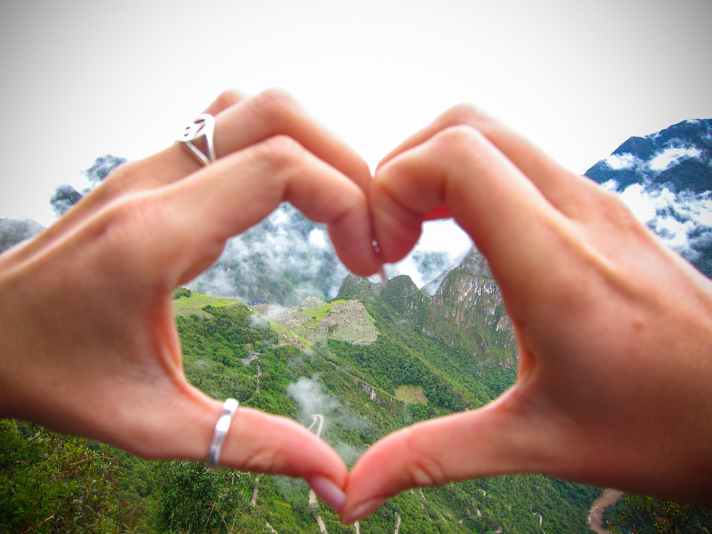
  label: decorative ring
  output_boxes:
[205,398,239,470]
[178,113,216,166]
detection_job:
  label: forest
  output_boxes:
[1,287,708,533]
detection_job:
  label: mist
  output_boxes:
[287,376,369,465]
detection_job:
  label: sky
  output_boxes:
[1,0,710,236]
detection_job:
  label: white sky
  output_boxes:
[1,0,711,227]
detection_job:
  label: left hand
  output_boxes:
[0,89,380,505]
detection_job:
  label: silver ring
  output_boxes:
[206,398,239,470]
[178,113,216,166]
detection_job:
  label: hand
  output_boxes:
[0,89,381,508]
[341,104,712,523]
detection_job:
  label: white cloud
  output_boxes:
[619,184,671,223]
[187,204,348,303]
[601,179,620,191]
[648,146,701,171]
[378,220,473,289]
[618,183,712,262]
[417,220,473,252]
[605,153,640,170]
[308,228,328,250]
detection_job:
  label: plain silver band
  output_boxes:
[177,113,216,166]
[206,398,239,470]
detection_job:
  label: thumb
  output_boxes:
[340,388,556,524]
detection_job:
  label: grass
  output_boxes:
[297,299,348,326]
[394,385,429,405]
[173,292,241,310]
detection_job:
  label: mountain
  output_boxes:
[584,118,712,278]
[189,204,471,307]
[189,203,350,307]
[0,218,45,253]
[5,121,712,532]
[338,247,518,369]
[160,286,600,533]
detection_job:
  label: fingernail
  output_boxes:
[308,476,346,512]
[342,498,386,524]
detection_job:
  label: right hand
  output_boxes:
[341,104,712,523]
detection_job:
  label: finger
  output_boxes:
[204,402,348,493]
[340,391,558,524]
[0,90,251,270]
[423,205,452,221]
[202,88,249,116]
[378,103,587,216]
[99,384,348,504]
[210,88,371,193]
[7,89,372,271]
[372,125,569,294]
[222,408,348,491]
[120,135,380,280]
[83,86,372,208]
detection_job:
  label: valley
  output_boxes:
[4,118,712,532]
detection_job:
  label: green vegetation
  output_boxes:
[299,299,345,327]
[603,494,712,533]
[2,289,606,533]
[172,287,191,300]
[394,385,429,405]
[0,419,149,533]
[265,297,377,349]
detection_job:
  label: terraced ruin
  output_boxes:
[253,297,379,351]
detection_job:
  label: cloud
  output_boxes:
[603,142,705,185]
[308,228,328,250]
[376,220,473,289]
[287,376,341,425]
[187,204,349,305]
[619,183,668,223]
[287,375,369,436]
[334,442,365,467]
[618,183,712,263]
[189,204,475,304]
[649,147,701,172]
[249,314,269,329]
[605,153,640,170]
[49,155,127,217]
[601,179,620,191]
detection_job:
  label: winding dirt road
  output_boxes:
[588,489,623,533]
[307,415,328,534]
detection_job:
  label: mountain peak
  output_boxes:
[584,118,712,278]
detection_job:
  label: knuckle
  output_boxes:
[400,428,448,488]
[103,195,152,245]
[80,194,153,277]
[256,135,304,170]
[432,125,488,154]
[241,447,279,474]
[440,103,492,129]
[590,186,643,229]
[214,89,245,110]
[251,88,300,125]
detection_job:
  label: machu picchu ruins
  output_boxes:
[252,297,379,351]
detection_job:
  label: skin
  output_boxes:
[2,92,711,519]
[0,89,381,498]
[340,104,712,523]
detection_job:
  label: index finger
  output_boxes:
[372,125,567,278]
[378,104,584,219]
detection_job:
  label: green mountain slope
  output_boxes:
[172,288,601,534]
[1,286,601,533]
